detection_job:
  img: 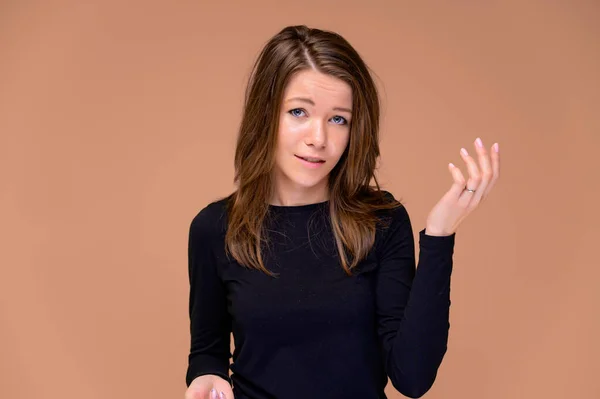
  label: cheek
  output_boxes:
[277,118,305,150]
[275,121,295,161]
[330,132,350,159]
[282,118,305,136]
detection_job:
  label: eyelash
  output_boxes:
[288,108,348,125]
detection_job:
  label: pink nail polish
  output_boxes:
[475,137,483,147]
[494,143,499,152]
[461,148,468,156]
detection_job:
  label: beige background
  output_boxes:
[1,1,598,398]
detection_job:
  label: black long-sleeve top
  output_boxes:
[185,191,455,398]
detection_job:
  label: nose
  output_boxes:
[304,119,327,148]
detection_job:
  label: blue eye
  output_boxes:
[288,108,348,125]
[331,116,348,125]
[289,108,306,117]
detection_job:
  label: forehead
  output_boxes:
[283,69,352,105]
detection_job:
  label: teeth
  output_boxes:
[303,157,322,162]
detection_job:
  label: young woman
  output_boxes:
[184,25,500,399]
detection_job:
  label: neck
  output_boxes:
[269,187,329,207]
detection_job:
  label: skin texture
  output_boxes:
[270,69,352,207]
[425,138,500,236]
[266,69,503,235]
[185,375,233,399]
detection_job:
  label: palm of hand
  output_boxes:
[425,138,500,236]
[185,375,234,399]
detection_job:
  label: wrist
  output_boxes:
[425,226,451,236]
[192,374,229,385]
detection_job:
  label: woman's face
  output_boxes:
[271,69,352,205]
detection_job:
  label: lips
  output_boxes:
[295,155,325,163]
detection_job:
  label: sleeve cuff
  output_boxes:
[186,355,231,387]
[419,228,456,249]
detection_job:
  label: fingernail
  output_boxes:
[475,137,483,147]
[210,388,217,399]
[460,148,468,156]
[493,143,499,152]
[219,392,226,399]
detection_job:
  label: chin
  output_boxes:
[287,174,327,188]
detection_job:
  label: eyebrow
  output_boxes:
[285,97,352,114]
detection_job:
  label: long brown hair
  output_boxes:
[224,25,402,277]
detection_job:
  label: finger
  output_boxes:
[460,146,482,190]
[449,163,477,222]
[448,162,466,199]
[484,142,500,197]
[470,137,493,205]
[220,389,233,399]
[211,388,218,399]
[457,146,482,205]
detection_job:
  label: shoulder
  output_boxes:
[372,189,411,225]
[189,193,233,239]
[371,190,413,248]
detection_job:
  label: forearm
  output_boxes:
[386,229,455,397]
